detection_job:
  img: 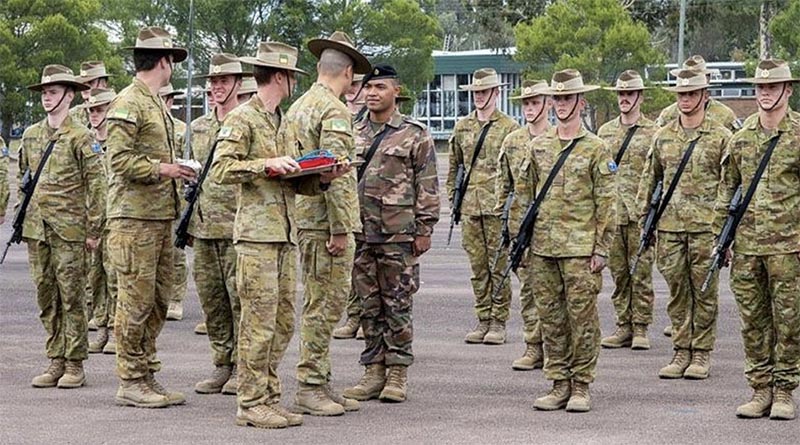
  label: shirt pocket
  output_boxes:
[380,195,415,234]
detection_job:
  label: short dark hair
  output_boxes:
[133,50,173,73]
[253,66,282,86]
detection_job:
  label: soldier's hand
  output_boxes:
[326,233,348,257]
[320,163,352,184]
[724,248,733,267]
[160,163,197,181]
[412,236,431,257]
[589,254,607,273]
[265,156,300,176]
[85,237,100,251]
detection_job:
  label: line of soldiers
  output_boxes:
[435,56,797,419]
[5,25,439,430]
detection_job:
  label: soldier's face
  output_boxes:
[521,96,547,123]
[345,80,363,102]
[207,90,216,107]
[88,104,110,128]
[163,96,174,109]
[553,94,583,121]
[473,88,496,109]
[756,82,792,111]
[210,75,241,106]
[677,90,707,115]
[41,85,73,113]
[617,90,641,114]
[364,79,399,113]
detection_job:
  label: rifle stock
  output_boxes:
[700,185,743,293]
[447,164,465,246]
[491,191,514,268]
[2,169,34,265]
[630,180,663,275]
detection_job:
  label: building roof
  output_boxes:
[432,47,524,75]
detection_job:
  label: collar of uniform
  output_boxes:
[313,82,337,97]
[133,78,160,101]
[53,113,76,139]
[247,94,282,128]
[613,114,654,129]
[742,108,796,134]
[385,108,404,129]
[469,108,503,123]
[541,124,589,145]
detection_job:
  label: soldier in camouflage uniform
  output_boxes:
[717,60,799,421]
[340,65,439,403]
[527,70,615,413]
[212,41,346,429]
[189,53,248,395]
[283,31,370,417]
[495,79,551,369]
[598,71,658,351]
[236,77,256,105]
[20,65,104,389]
[159,83,190,321]
[637,69,731,381]
[78,88,117,355]
[447,68,519,344]
[656,55,740,132]
[70,60,112,129]
[0,136,8,226]
[106,26,194,408]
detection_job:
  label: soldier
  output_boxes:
[159,83,190,321]
[19,65,104,389]
[78,88,118,355]
[211,41,346,429]
[637,69,731,381]
[70,60,112,128]
[446,68,519,344]
[717,60,799,421]
[495,79,551,369]
[190,53,248,395]
[528,69,615,413]
[283,31,370,416]
[598,71,658,350]
[0,136,8,226]
[236,77,256,104]
[341,65,440,403]
[106,26,195,408]
[656,55,739,132]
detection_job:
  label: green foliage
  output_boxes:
[772,0,800,59]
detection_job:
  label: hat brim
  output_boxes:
[459,83,509,92]
[669,68,719,77]
[603,86,651,92]
[238,57,309,75]
[743,77,800,84]
[510,91,548,100]
[542,85,601,96]
[196,71,254,79]
[77,99,114,109]
[662,84,718,93]
[125,47,188,63]
[75,74,113,84]
[28,81,91,92]
[307,39,371,74]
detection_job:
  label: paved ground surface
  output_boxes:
[1,155,797,444]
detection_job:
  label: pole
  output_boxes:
[183,0,195,159]
[678,0,686,64]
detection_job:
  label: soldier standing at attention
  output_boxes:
[20,65,104,389]
[70,60,112,128]
[637,69,731,381]
[190,53,248,396]
[717,60,799,421]
[340,65,440,403]
[528,69,615,413]
[447,68,519,344]
[495,79,551,369]
[106,26,196,408]
[159,83,190,321]
[283,31,370,417]
[598,71,658,351]
[0,136,8,226]
[211,41,346,429]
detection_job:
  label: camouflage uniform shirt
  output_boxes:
[495,125,549,234]
[656,98,739,131]
[354,110,440,243]
[68,105,91,129]
[1,137,9,219]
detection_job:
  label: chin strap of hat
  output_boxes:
[476,88,496,111]
[557,94,581,122]
[46,89,70,114]
[762,83,787,112]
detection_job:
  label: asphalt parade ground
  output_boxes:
[0,156,797,444]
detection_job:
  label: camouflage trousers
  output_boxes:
[297,230,355,385]
[25,225,88,361]
[608,222,655,326]
[516,254,541,345]
[462,214,511,322]
[530,255,601,384]
[171,240,188,304]
[108,219,174,380]
[354,242,419,367]
[731,253,800,391]
[657,231,719,352]
[88,234,119,328]
[193,238,240,367]
[235,241,296,407]
[342,240,364,320]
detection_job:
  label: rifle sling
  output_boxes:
[459,120,495,198]
[528,138,580,218]
[357,126,394,182]
[191,139,220,214]
[734,133,783,222]
[24,139,57,206]
[653,137,700,224]
[613,124,639,166]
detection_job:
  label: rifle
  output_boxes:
[700,185,742,293]
[629,180,663,275]
[446,164,465,246]
[174,140,218,249]
[491,191,514,269]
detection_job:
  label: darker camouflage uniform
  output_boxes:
[353,109,440,367]
[85,136,113,329]
[172,118,189,307]
[1,137,9,221]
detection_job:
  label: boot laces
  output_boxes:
[572,383,589,398]
[211,366,230,381]
[691,352,708,367]
[47,359,65,375]
[65,361,81,374]
[322,382,343,403]
[774,388,793,404]
[672,350,689,364]
[613,326,629,337]
[146,374,167,395]
[386,369,404,388]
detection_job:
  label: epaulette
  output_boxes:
[403,116,426,131]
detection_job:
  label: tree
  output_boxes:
[514,0,667,127]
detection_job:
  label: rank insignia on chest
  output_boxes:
[91,143,103,154]
[607,160,618,173]
[218,126,233,138]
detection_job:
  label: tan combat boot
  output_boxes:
[57,360,86,388]
[332,317,360,339]
[195,364,232,394]
[222,366,237,395]
[87,318,98,331]
[683,350,711,379]
[115,378,169,408]
[601,325,632,348]
[483,320,506,345]
[770,387,796,420]
[293,383,345,416]
[102,330,116,355]
[88,327,109,354]
[631,324,650,350]
[658,349,691,379]
[324,382,360,411]
[166,301,183,321]
[235,404,288,429]
[146,373,186,405]
[31,358,66,388]
[512,343,544,371]
[379,365,408,402]
[356,325,364,340]
[194,322,207,335]
[566,382,591,412]
[464,320,490,344]
[663,325,672,337]
[533,380,571,411]
[270,403,303,426]
[343,364,386,401]
[735,386,772,418]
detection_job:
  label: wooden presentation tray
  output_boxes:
[279,159,364,179]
